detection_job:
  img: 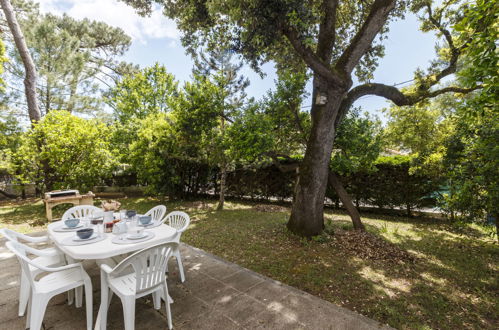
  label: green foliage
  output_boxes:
[127,112,215,196]
[11,111,116,192]
[455,0,498,109]
[0,38,6,91]
[122,0,404,79]
[227,69,309,163]
[332,108,384,174]
[443,101,499,222]
[437,0,499,223]
[108,63,178,123]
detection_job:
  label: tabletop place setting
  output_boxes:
[53,203,164,246]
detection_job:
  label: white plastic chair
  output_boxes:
[144,205,167,223]
[0,228,65,317]
[164,211,190,283]
[62,205,101,221]
[99,242,176,330]
[6,240,93,330]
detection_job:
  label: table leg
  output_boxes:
[46,203,52,222]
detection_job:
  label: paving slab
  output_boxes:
[0,232,392,330]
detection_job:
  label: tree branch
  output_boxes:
[342,82,482,109]
[335,0,396,74]
[282,25,345,87]
[263,151,299,173]
[422,3,460,85]
[316,0,339,63]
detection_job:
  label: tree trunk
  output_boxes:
[494,212,499,243]
[287,78,346,237]
[328,171,365,231]
[217,164,226,210]
[1,0,41,123]
[406,204,412,217]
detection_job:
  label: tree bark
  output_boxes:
[217,163,226,210]
[328,171,365,230]
[1,0,41,123]
[287,77,346,237]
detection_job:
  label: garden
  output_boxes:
[0,0,497,329]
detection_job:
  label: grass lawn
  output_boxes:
[0,197,497,329]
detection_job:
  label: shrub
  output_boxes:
[11,111,116,192]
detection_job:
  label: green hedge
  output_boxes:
[128,155,441,214]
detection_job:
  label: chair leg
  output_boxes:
[75,286,83,308]
[99,271,112,330]
[163,282,173,330]
[152,290,161,310]
[84,281,93,330]
[174,249,185,283]
[66,255,76,305]
[121,296,136,330]
[25,291,32,330]
[30,293,49,330]
[18,270,29,316]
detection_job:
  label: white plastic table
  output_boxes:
[48,220,177,330]
[47,221,177,260]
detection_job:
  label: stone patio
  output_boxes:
[0,232,390,329]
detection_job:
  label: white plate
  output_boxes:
[138,221,154,227]
[63,223,83,230]
[126,233,147,240]
[73,233,98,242]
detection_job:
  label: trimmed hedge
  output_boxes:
[120,155,441,214]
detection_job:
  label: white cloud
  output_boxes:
[38,0,179,43]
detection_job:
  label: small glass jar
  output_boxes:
[104,221,114,233]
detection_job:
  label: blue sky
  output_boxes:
[39,0,438,120]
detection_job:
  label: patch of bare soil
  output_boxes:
[253,204,289,213]
[334,229,416,264]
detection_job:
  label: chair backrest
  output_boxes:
[0,228,20,242]
[165,211,190,233]
[62,205,101,221]
[0,228,39,243]
[144,205,167,223]
[5,241,45,287]
[111,242,176,294]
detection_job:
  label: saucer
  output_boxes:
[126,233,147,240]
[73,233,98,242]
[63,223,83,230]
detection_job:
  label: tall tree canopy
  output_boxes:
[108,63,178,123]
[1,0,133,117]
[124,0,489,236]
[193,47,250,209]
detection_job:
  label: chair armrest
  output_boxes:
[36,247,62,257]
[100,263,114,274]
[47,262,83,272]
[22,243,60,258]
[176,224,189,233]
[17,232,49,243]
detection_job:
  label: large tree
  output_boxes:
[0,0,40,123]
[124,0,486,236]
[1,0,133,117]
[193,48,249,210]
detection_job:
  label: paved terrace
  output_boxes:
[0,233,390,329]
